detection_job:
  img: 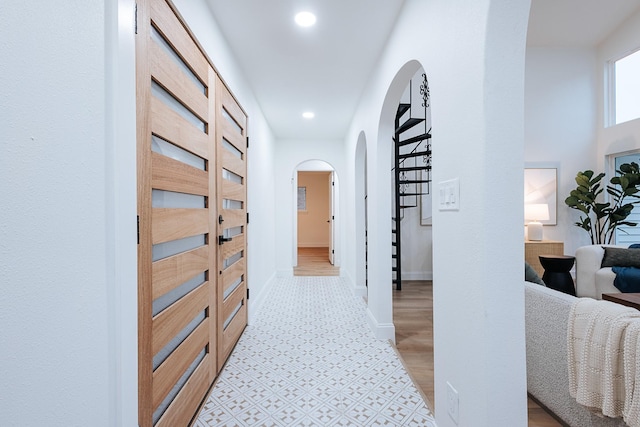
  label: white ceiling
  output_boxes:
[206,0,406,140]
[527,0,640,47]
[206,0,640,141]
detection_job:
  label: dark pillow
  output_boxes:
[601,247,640,268]
[525,262,546,286]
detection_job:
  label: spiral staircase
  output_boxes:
[392,74,432,290]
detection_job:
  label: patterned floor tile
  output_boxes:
[196,276,435,426]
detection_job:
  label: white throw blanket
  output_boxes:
[624,321,640,426]
[568,297,640,424]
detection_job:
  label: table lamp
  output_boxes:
[525,203,549,241]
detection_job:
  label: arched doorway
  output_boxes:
[292,160,340,276]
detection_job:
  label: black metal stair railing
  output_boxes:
[392,73,431,291]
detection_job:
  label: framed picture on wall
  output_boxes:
[524,167,557,225]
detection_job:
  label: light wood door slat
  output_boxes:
[151,96,209,160]
[222,259,245,293]
[220,89,247,132]
[152,281,209,356]
[152,319,209,409]
[222,283,245,323]
[221,304,246,362]
[222,181,244,203]
[221,151,246,184]
[221,234,244,262]
[152,208,209,245]
[219,209,244,229]
[152,151,208,196]
[155,354,211,427]
[150,40,208,123]
[220,120,246,151]
[152,245,209,300]
[149,0,209,84]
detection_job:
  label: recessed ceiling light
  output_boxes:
[302,111,315,119]
[295,11,316,27]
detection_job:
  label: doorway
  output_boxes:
[294,161,339,276]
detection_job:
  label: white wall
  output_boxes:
[343,0,530,425]
[172,0,278,323]
[524,47,598,255]
[0,1,138,425]
[597,9,640,179]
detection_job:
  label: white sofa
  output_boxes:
[525,282,627,427]
[575,244,624,299]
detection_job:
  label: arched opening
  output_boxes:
[354,131,368,297]
[292,160,340,276]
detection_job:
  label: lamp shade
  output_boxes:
[524,203,549,221]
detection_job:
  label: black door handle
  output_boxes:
[218,235,232,245]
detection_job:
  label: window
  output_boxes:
[612,49,640,125]
[297,187,306,211]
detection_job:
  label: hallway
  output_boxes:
[195,277,435,426]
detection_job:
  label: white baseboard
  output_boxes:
[276,269,293,278]
[297,244,330,248]
[247,272,277,325]
[402,271,433,281]
[366,308,396,344]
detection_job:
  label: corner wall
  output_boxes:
[0,1,136,425]
[524,47,598,255]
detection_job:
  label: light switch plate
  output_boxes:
[438,178,460,211]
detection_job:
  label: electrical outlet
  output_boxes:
[447,381,459,424]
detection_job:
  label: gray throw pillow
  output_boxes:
[525,262,546,286]
[601,247,640,268]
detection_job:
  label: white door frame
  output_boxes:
[292,160,340,269]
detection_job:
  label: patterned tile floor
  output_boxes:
[195,276,436,427]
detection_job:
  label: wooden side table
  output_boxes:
[525,240,564,277]
[602,293,640,310]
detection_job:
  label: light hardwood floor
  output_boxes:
[294,247,340,276]
[393,281,562,427]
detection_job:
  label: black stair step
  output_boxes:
[392,254,397,259]
[392,242,398,246]
[396,117,424,134]
[399,150,431,160]
[392,267,398,272]
[400,192,428,196]
[399,165,432,172]
[399,179,430,184]
[400,205,417,209]
[398,132,431,147]
[396,103,410,119]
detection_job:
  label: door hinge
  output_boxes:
[246,212,249,224]
[332,215,335,220]
[134,3,138,35]
[246,136,249,148]
[137,215,140,244]
[332,181,334,186]
[332,249,335,254]
[247,288,250,300]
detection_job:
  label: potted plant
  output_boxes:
[565,162,640,244]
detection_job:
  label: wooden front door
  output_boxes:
[215,78,249,372]
[136,0,218,425]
